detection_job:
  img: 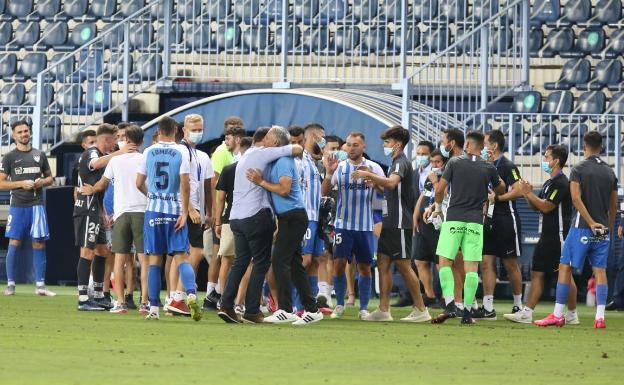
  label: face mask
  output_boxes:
[316,137,327,150]
[333,150,348,161]
[188,132,203,144]
[432,167,443,176]
[383,147,394,157]
[440,143,451,158]
[541,161,553,174]
[480,148,489,161]
[415,155,429,168]
[117,141,126,151]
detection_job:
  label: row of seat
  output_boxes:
[530,27,624,59]
[509,89,624,116]
[1,115,61,145]
[544,58,623,91]
[530,0,622,28]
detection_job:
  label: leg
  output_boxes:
[31,240,47,288]
[346,261,356,305]
[138,253,148,304]
[452,253,465,305]
[77,246,95,302]
[481,254,496,310]
[306,257,319,298]
[462,260,480,310]
[189,246,204,272]
[438,256,456,305]
[395,259,425,311]
[356,262,372,311]
[114,253,130,304]
[332,258,348,307]
[503,256,524,308]
[376,254,392,312]
[103,251,114,296]
[235,265,253,305]
[173,252,197,295]
[593,267,608,321]
[219,255,234,295]
[164,255,173,295]
[221,220,253,310]
[416,261,435,299]
[525,271,545,309]
[92,244,110,300]
[5,239,22,289]
[125,254,135,296]
[147,254,162,313]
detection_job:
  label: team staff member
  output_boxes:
[429,131,505,325]
[0,120,55,297]
[478,130,525,320]
[535,131,618,329]
[505,145,578,324]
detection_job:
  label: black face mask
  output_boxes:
[312,143,322,155]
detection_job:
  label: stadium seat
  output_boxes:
[528,28,544,57]
[577,59,622,90]
[520,124,557,155]
[560,27,605,58]
[490,27,512,54]
[376,0,402,23]
[34,0,63,21]
[110,0,146,21]
[588,0,622,26]
[412,0,438,23]
[151,0,172,20]
[602,29,624,59]
[41,116,62,144]
[257,0,285,25]
[59,23,96,51]
[544,59,590,90]
[57,84,83,112]
[63,0,90,20]
[89,0,117,20]
[241,26,271,53]
[326,26,360,55]
[538,27,574,58]
[129,23,154,50]
[530,0,560,26]
[272,26,301,54]
[177,0,203,21]
[500,122,524,152]
[8,22,40,50]
[512,91,542,114]
[421,28,449,53]
[101,24,125,49]
[0,21,11,47]
[294,0,319,23]
[356,26,388,55]
[549,0,590,27]
[16,52,47,81]
[157,23,183,49]
[301,26,329,55]
[49,53,75,81]
[606,91,624,114]
[472,0,499,22]
[560,122,588,136]
[234,0,261,24]
[574,91,606,118]
[204,0,232,21]
[7,0,33,19]
[214,23,242,53]
[391,27,420,54]
[133,53,162,80]
[0,83,25,105]
[0,0,8,22]
[26,84,55,107]
[0,53,17,79]
[37,21,69,50]
[596,124,617,155]
[453,27,480,55]
[542,90,574,114]
[72,49,104,82]
[104,52,134,82]
[317,0,348,23]
[184,22,212,52]
[347,0,379,23]
[437,0,468,24]
[85,82,112,114]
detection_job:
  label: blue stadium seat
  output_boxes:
[57,84,83,112]
[0,83,25,105]
[59,23,96,51]
[101,24,125,49]
[390,27,420,54]
[26,84,55,107]
[215,23,242,53]
[326,26,360,55]
[544,59,590,90]
[577,59,622,90]
[376,0,403,23]
[37,21,69,50]
[294,0,319,23]
[452,27,479,55]
[105,52,134,82]
[272,26,301,54]
[204,0,232,21]
[520,124,557,155]
[530,0,560,26]
[50,53,75,81]
[542,90,574,114]
[472,0,499,22]
[574,91,606,118]
[234,0,260,24]
[421,28,448,53]
[241,25,271,53]
[16,52,47,81]
[0,21,11,47]
[0,0,6,21]
[606,91,624,113]
[347,0,379,24]
[133,53,162,80]
[317,0,348,23]
[0,53,17,79]
[41,116,62,145]
[500,122,524,152]
[538,27,574,58]
[129,23,154,50]
[597,124,617,155]
[550,0,590,27]
[301,26,329,55]
[89,0,117,20]
[602,28,624,59]
[184,22,212,52]
[356,27,388,55]
[151,0,172,20]
[72,49,104,82]
[63,0,90,20]
[111,0,146,21]
[7,0,34,19]
[490,27,512,54]
[85,82,112,113]
[157,23,183,49]
[34,0,63,21]
[528,28,544,57]
[257,0,285,25]
[412,0,438,23]
[588,0,622,26]
[177,0,203,21]
[561,27,605,58]
[437,0,468,24]
[512,91,542,114]
[9,22,40,50]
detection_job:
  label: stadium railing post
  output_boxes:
[479,27,489,111]
[32,72,45,150]
[615,117,622,188]
[122,22,131,122]
[521,0,530,88]
[273,0,291,88]
[162,0,172,82]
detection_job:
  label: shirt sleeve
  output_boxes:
[257,145,294,164]
[390,159,407,179]
[546,178,566,205]
[569,166,581,183]
[275,158,294,180]
[87,149,100,171]
[489,164,501,188]
[201,152,215,179]
[179,148,190,175]
[40,152,51,175]
[215,169,227,191]
[0,153,11,175]
[441,159,454,183]
[137,150,147,175]
[506,164,521,186]
[103,160,114,180]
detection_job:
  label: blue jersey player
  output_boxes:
[136,116,201,321]
[321,132,384,319]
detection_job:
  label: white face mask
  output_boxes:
[117,141,126,151]
[188,131,203,144]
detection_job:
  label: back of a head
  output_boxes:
[240,137,253,153]
[224,116,244,130]
[380,125,409,148]
[96,123,117,137]
[226,126,246,138]
[444,128,465,149]
[253,127,271,144]
[158,116,178,137]
[466,130,485,149]
[271,126,291,146]
[125,125,144,146]
[288,125,305,138]
[583,130,602,152]
[485,129,505,152]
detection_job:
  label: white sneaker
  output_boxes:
[400,308,432,323]
[234,304,245,315]
[565,311,580,325]
[330,305,345,319]
[35,286,57,297]
[259,305,269,314]
[264,309,299,324]
[293,311,323,325]
[358,309,371,320]
[145,311,160,320]
[361,308,393,322]
[163,296,172,312]
[503,307,533,324]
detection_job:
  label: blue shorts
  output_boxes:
[373,210,383,224]
[6,205,49,241]
[143,211,189,255]
[302,220,325,257]
[333,228,374,264]
[560,228,609,270]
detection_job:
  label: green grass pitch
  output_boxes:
[0,286,622,385]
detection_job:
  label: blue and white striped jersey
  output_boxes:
[331,158,384,231]
[301,151,321,221]
[139,142,190,216]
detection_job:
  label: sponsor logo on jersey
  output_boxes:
[33,154,40,163]
[15,166,41,175]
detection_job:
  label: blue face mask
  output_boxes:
[333,150,348,161]
[415,155,429,168]
[383,147,394,157]
[440,144,450,158]
[481,148,489,161]
[188,131,203,144]
[541,161,553,174]
[316,137,326,150]
[432,167,443,176]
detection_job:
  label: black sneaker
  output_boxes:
[461,309,476,325]
[93,296,114,310]
[125,294,137,310]
[472,306,496,321]
[391,295,413,308]
[203,290,220,310]
[78,300,106,311]
[511,305,521,314]
[431,301,458,324]
[423,296,439,308]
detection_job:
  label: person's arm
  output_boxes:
[34,155,54,189]
[570,181,602,230]
[321,155,339,196]
[176,173,190,231]
[135,173,148,196]
[80,176,111,196]
[495,166,523,202]
[204,178,213,227]
[89,144,136,170]
[214,189,226,237]
[247,168,292,196]
[413,193,425,235]
[0,173,33,190]
[256,144,303,164]
[520,180,557,214]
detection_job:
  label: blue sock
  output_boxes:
[148,265,161,307]
[333,275,346,306]
[5,244,18,283]
[178,262,197,295]
[33,248,46,284]
[263,281,270,297]
[292,286,302,311]
[358,276,372,311]
[596,284,608,306]
[308,275,319,297]
[555,282,570,305]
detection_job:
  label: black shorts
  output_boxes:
[188,217,204,249]
[377,227,412,261]
[413,224,440,264]
[532,237,562,275]
[483,214,521,258]
[74,214,107,249]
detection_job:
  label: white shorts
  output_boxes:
[218,223,235,257]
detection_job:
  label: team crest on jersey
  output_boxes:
[33,154,40,163]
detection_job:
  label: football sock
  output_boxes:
[472,299,479,311]
[33,247,46,285]
[148,265,161,307]
[358,276,372,311]
[483,295,494,312]
[525,306,534,316]
[77,257,91,302]
[565,309,577,319]
[596,284,608,320]
[554,282,570,317]
[463,272,479,310]
[173,291,185,301]
[318,281,328,295]
[513,294,523,308]
[215,281,222,295]
[92,255,106,298]
[308,275,319,298]
[206,281,217,294]
[178,262,197,295]
[438,266,455,305]
[456,303,465,311]
[333,275,346,307]
[5,244,18,283]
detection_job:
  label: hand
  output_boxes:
[519,180,532,195]
[291,144,304,158]
[33,178,45,189]
[175,213,187,231]
[488,192,496,204]
[204,214,214,229]
[427,172,438,184]
[618,225,623,239]
[189,207,201,224]
[215,224,222,239]
[323,154,339,174]
[589,222,606,235]
[120,143,137,154]
[246,168,264,185]
[21,180,35,190]
[80,184,95,196]
[351,170,369,181]
[423,206,433,223]
[104,215,114,230]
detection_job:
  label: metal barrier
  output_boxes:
[0,105,35,156]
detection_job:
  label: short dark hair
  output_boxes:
[485,130,505,151]
[224,116,244,129]
[287,125,305,138]
[583,130,602,150]
[240,137,253,152]
[125,125,144,146]
[78,129,96,143]
[417,140,434,153]
[325,135,344,148]
[304,123,325,133]
[347,131,366,141]
[158,116,178,137]
[443,129,464,149]
[11,119,31,132]
[117,122,133,130]
[545,144,568,167]
[380,125,409,147]
[430,149,447,163]
[253,127,271,143]
[96,123,117,136]
[466,130,485,147]
[225,126,246,138]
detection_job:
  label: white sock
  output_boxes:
[206,282,217,294]
[7,280,15,287]
[524,306,533,316]
[444,295,455,306]
[566,309,577,318]
[554,303,565,317]
[318,281,328,293]
[483,295,494,311]
[150,306,159,314]
[215,282,221,295]
[173,291,185,301]
[36,281,45,287]
[472,299,479,310]
[456,303,465,311]
[79,294,89,302]
[328,285,334,297]
[596,305,605,320]
[513,294,523,308]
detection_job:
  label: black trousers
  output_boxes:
[273,208,318,313]
[222,208,275,315]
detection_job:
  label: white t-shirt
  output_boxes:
[187,147,215,220]
[103,152,147,220]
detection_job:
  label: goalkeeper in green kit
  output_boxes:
[425,131,506,325]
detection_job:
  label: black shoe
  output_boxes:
[391,296,414,308]
[424,296,441,309]
[93,296,114,310]
[203,290,220,310]
[431,301,458,324]
[461,309,476,325]
[472,306,496,321]
[103,292,112,301]
[125,294,137,310]
[78,300,106,311]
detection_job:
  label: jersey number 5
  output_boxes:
[156,162,169,190]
